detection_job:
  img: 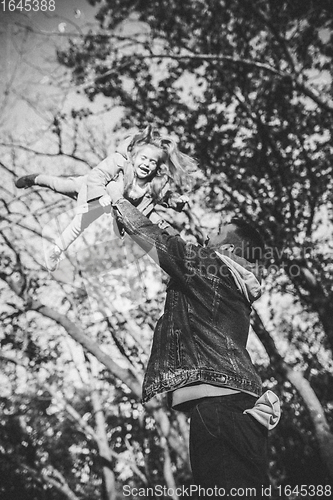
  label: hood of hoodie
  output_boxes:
[215,250,262,304]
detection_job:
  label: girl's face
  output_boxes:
[133,145,162,181]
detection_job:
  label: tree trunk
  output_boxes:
[154,408,179,500]
[252,309,333,479]
[91,387,116,500]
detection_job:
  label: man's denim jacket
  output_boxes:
[113,199,262,403]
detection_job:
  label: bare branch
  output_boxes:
[45,383,98,440]
[0,141,90,166]
[28,300,142,397]
[244,0,298,74]
[21,463,80,500]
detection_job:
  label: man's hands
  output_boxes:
[99,194,112,207]
[108,181,125,205]
[99,172,125,208]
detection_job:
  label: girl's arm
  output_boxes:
[151,177,189,212]
[160,192,190,212]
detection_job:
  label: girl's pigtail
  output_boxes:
[159,138,198,193]
[128,125,154,155]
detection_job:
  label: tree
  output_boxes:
[56,0,333,490]
[1,89,191,498]
[1,1,333,498]
[57,0,333,341]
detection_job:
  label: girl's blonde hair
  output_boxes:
[124,126,197,202]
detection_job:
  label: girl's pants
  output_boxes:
[36,174,106,252]
[36,174,157,252]
[36,174,86,201]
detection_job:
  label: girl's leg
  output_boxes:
[55,206,105,252]
[36,174,87,199]
[46,201,105,270]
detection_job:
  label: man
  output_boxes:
[108,184,280,496]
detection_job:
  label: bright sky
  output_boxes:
[0,0,98,74]
[0,0,103,133]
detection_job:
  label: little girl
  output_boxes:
[16,126,197,271]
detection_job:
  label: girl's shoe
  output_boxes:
[15,174,39,189]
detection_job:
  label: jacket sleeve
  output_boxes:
[113,198,189,283]
[86,153,125,202]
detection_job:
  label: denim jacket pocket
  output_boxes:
[168,329,182,369]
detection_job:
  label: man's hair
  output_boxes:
[229,217,265,263]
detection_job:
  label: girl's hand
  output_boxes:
[177,195,190,207]
[167,193,190,211]
[99,194,112,207]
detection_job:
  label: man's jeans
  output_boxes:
[189,393,270,498]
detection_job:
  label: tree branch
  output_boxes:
[21,463,80,500]
[28,300,142,398]
[0,141,90,167]
[46,382,147,487]
[91,50,333,112]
